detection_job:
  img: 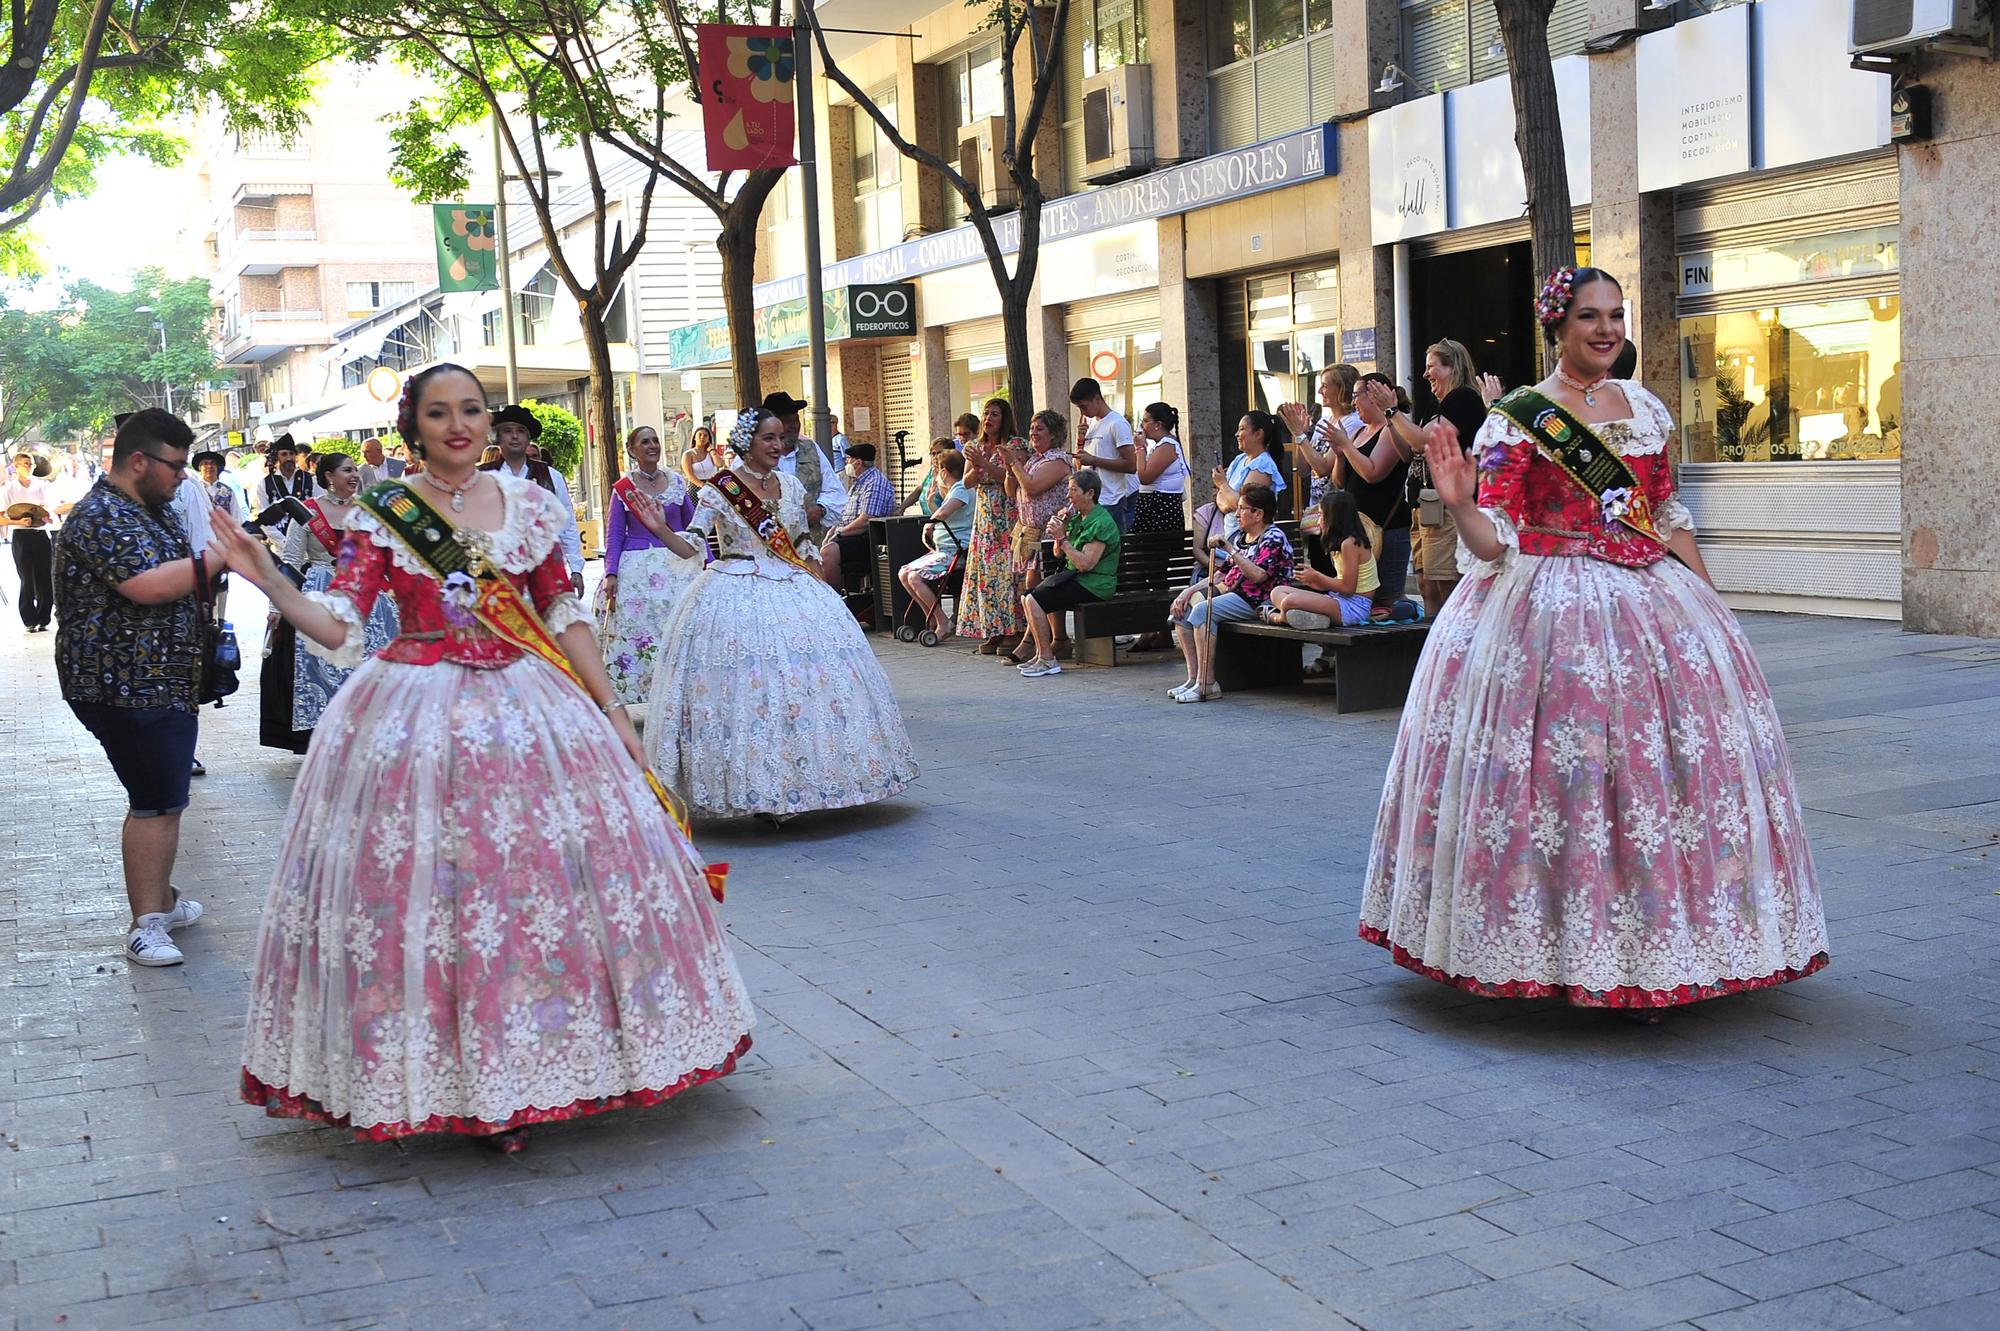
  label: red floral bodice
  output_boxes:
[1470,382,1693,570]
[314,475,585,669]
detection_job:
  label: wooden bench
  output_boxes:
[1069,528,1197,666]
[1213,619,1431,713]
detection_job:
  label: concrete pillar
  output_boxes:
[1587,0,1676,407]
[1024,273,1067,417]
[1157,212,1222,501]
[1148,0,1210,161]
[1336,0,1402,380]
[918,323,953,444]
[1900,51,2000,636]
[834,343,883,445]
[899,44,946,237]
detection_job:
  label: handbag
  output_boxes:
[192,554,240,707]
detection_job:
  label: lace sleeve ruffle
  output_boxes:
[302,588,367,668]
[1657,496,1697,538]
[542,592,589,636]
[1456,506,1522,577]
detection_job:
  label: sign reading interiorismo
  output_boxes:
[1635,4,1752,192]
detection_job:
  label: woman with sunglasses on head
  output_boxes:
[1358,268,1827,1019]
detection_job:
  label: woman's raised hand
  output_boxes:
[1429,422,1478,509]
[626,487,671,539]
[1276,402,1309,436]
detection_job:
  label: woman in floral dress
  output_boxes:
[1358,268,1828,1012]
[636,408,919,823]
[955,397,1027,655]
[212,363,753,1149]
[597,425,701,706]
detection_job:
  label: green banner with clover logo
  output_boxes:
[433,204,498,293]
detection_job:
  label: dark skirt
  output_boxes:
[258,564,312,754]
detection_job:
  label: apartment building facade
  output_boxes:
[661,0,1999,632]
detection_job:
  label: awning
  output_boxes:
[307,397,398,435]
[259,401,339,430]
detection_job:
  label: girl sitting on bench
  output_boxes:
[1266,490,1376,629]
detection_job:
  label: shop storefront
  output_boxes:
[1064,293,1162,423]
[1673,155,1902,614]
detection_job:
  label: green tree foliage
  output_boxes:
[0,268,216,442]
[1,0,330,268]
[524,398,583,481]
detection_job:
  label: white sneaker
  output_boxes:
[163,894,204,931]
[1167,680,1195,698]
[126,916,184,967]
[1018,658,1062,677]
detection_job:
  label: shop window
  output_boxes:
[936,44,1006,227]
[1087,0,1149,73]
[1066,331,1164,424]
[853,88,904,255]
[1208,0,1339,151]
[949,352,1010,424]
[344,280,417,319]
[1679,297,1901,464]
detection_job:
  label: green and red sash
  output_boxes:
[707,469,820,576]
[356,479,725,901]
[1491,388,1665,548]
[301,499,342,557]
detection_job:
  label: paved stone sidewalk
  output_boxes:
[6,600,2000,1331]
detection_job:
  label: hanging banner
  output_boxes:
[432,204,498,292]
[697,25,797,171]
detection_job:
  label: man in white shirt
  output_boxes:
[763,391,846,544]
[1069,378,1139,533]
[478,404,585,595]
[828,413,851,470]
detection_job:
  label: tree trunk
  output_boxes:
[1495,0,1577,375]
[1000,290,1034,423]
[716,208,762,408]
[580,302,620,518]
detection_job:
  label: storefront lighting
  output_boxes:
[1486,37,1505,59]
[1375,63,1410,94]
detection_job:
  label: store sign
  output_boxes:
[1759,0,1890,171]
[1340,328,1378,365]
[1680,225,1899,298]
[1636,5,1751,192]
[847,283,916,338]
[1446,58,1594,230]
[750,123,1336,307]
[1036,223,1160,301]
[1368,95,1447,245]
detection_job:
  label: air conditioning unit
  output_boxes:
[956,116,1017,212]
[1082,63,1155,183]
[1850,0,1992,56]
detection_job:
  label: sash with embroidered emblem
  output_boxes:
[355,479,724,899]
[300,499,343,558]
[1491,388,1665,548]
[706,469,821,576]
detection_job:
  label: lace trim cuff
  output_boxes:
[1455,507,1521,577]
[303,589,367,668]
[542,592,590,636]
[1657,496,1696,538]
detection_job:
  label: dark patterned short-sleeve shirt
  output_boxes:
[55,477,201,712]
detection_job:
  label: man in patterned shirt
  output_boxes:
[818,442,897,600]
[55,409,223,967]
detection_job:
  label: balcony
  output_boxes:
[220,228,320,278]
[218,308,332,364]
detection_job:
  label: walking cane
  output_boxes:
[1199,529,1229,695]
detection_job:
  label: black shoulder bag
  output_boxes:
[193,554,240,706]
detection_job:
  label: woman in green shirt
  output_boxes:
[1017,470,1120,678]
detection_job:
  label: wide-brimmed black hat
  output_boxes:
[761,391,807,415]
[192,450,228,471]
[272,432,297,452]
[491,404,543,439]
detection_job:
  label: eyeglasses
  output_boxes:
[138,452,190,476]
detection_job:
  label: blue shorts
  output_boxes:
[69,702,198,818]
[1174,591,1260,631]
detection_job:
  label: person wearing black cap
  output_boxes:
[818,441,896,598]
[479,403,584,595]
[762,391,845,546]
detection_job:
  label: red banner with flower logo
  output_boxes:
[696,24,797,171]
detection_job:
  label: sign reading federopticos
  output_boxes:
[846,284,915,338]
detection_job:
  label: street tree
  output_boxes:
[0,0,325,271]
[806,0,1073,410]
[1492,0,1578,372]
[0,268,217,442]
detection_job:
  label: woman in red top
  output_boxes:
[1358,269,1827,1014]
[209,364,754,1149]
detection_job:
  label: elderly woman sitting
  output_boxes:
[1168,485,1292,703]
[1016,469,1120,678]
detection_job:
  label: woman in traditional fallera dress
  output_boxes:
[259,453,400,753]
[597,424,701,707]
[1358,268,1828,1011]
[211,364,754,1149]
[635,408,919,823]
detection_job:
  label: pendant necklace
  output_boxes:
[421,470,474,513]
[1554,364,1607,408]
[633,466,663,483]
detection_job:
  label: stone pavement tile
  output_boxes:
[1577,1230,1768,1288]
[1455,1217,1635,1280]
[1297,1251,1486,1314]
[1562,1273,1753,1331]
[1727,1161,1903,1213]
[1847,1289,2000,1330]
[792,1278,982,1330]
[1850,1207,2000,1265]
[1855,1167,2000,1220]
[1332,1212,1514,1268]
[1709,1237,1897,1299]
[1841,1248,2000,1312]
[1596,1190,1775,1244]
[903,1292,1107,1330]
[1719,1198,1899,1254]
[1151,1259,1356,1330]
[1687,1283,1892,1331]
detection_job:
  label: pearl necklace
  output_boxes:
[420,470,476,513]
[632,467,663,483]
[740,464,774,482]
[1554,364,1608,407]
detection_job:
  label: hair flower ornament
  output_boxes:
[441,570,480,627]
[727,410,759,459]
[1600,486,1634,524]
[1535,266,1578,331]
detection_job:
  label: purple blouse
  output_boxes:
[605,475,697,575]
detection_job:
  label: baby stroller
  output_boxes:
[895,541,966,647]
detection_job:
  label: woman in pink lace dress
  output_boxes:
[1359,269,1828,1012]
[210,364,754,1148]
